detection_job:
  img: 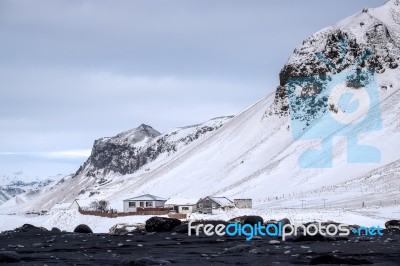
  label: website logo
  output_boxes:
[188,221,384,241]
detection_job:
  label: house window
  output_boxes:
[140,202,144,207]
[182,207,189,211]
[129,202,136,207]
[198,203,203,208]
[212,203,216,208]
[146,202,153,207]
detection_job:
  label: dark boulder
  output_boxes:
[74,224,93,234]
[243,216,264,225]
[0,251,21,263]
[310,254,373,265]
[145,217,181,233]
[385,220,400,230]
[279,218,291,226]
[278,218,291,233]
[229,216,264,225]
[51,227,62,233]
[288,233,326,242]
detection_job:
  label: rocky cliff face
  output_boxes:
[74,117,233,179]
[74,124,161,178]
[271,0,400,118]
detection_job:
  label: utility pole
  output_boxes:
[322,199,327,209]
[300,200,306,209]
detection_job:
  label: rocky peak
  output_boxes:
[105,124,161,146]
[137,124,159,136]
[270,0,400,116]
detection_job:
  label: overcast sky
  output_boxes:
[0,0,385,179]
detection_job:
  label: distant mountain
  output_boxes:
[0,176,55,204]
[1,0,399,213]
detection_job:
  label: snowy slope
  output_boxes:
[1,0,399,215]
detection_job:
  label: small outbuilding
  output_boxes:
[234,199,253,209]
[164,198,199,214]
[123,194,167,213]
[69,199,81,210]
[196,196,235,214]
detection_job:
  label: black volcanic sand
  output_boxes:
[1,228,400,265]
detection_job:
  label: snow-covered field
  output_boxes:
[0,210,149,234]
[1,204,399,234]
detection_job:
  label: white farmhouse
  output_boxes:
[123,194,167,213]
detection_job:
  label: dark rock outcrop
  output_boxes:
[77,124,161,177]
[73,118,232,179]
[145,217,182,233]
[268,6,400,119]
[14,224,48,233]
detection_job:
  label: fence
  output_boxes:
[168,213,187,219]
[78,208,169,218]
[254,198,400,210]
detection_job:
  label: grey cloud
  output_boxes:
[0,0,385,177]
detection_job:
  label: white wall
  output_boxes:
[178,205,196,214]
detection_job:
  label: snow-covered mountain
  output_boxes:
[0,173,56,204]
[73,118,232,180]
[1,0,399,213]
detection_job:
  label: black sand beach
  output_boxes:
[1,225,399,265]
